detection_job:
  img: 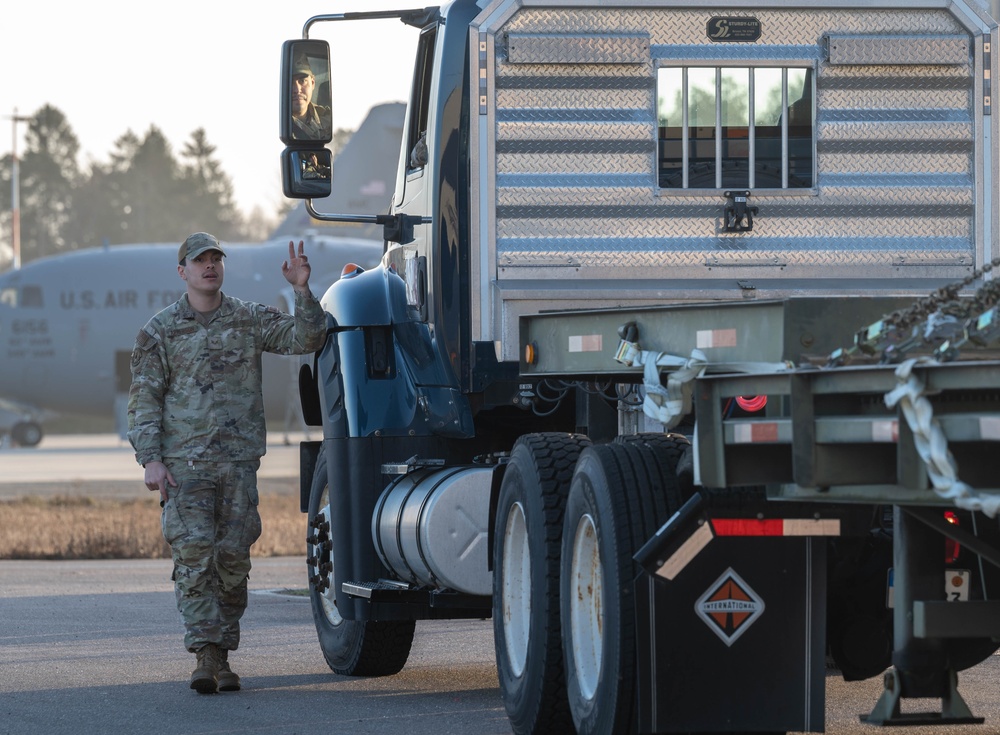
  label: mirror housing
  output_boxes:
[282,148,332,199]
[280,39,332,144]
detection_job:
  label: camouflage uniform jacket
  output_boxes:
[127,290,326,466]
[291,102,333,140]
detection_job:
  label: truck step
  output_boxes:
[342,579,492,613]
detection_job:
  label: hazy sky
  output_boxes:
[1,1,420,217]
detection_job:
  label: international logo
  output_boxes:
[695,568,765,646]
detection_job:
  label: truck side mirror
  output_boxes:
[282,148,333,199]
[280,39,332,144]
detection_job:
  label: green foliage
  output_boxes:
[1,105,286,264]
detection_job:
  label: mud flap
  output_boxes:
[635,499,828,733]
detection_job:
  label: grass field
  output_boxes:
[0,479,306,560]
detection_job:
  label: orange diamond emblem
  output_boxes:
[695,568,765,646]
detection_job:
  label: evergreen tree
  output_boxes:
[180,128,246,241]
[0,105,281,269]
[0,105,82,262]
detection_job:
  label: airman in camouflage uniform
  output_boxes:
[290,54,332,140]
[127,232,326,694]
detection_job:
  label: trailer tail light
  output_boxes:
[944,511,961,564]
[735,395,767,412]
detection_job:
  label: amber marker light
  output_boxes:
[341,263,364,278]
[525,341,538,366]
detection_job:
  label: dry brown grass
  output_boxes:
[0,481,307,560]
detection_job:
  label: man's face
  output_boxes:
[178,250,225,295]
[292,74,315,118]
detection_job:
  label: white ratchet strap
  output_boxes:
[632,350,790,430]
[885,357,1000,518]
[636,350,707,429]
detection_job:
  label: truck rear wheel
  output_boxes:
[614,432,694,500]
[560,443,680,735]
[307,452,415,676]
[493,433,591,735]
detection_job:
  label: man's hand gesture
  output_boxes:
[282,240,312,291]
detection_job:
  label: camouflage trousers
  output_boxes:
[161,459,262,652]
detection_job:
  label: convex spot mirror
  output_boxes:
[282,148,332,199]
[280,39,332,144]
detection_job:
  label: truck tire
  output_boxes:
[560,443,680,735]
[614,432,693,500]
[307,452,415,676]
[493,432,591,735]
[11,421,42,447]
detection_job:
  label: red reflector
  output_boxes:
[711,519,784,536]
[944,511,960,564]
[735,395,767,412]
[710,518,842,537]
[341,263,363,278]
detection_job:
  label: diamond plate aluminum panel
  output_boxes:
[497,121,653,141]
[821,66,971,80]
[495,239,972,269]
[498,9,965,48]
[821,153,971,175]
[826,35,970,65]
[497,153,653,175]
[479,4,983,358]
[506,33,650,65]
[819,88,970,110]
[495,215,970,245]
[497,88,651,110]
[820,121,972,141]
[496,183,973,207]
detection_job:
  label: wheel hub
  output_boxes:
[570,513,602,700]
[502,501,531,677]
[307,503,340,626]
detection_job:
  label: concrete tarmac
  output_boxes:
[0,558,508,735]
[2,435,1000,734]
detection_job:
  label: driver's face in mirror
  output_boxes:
[292,71,316,118]
[290,54,332,141]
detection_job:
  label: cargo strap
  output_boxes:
[631,350,790,430]
[885,358,1000,518]
[636,349,707,429]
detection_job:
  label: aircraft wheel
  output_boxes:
[560,443,679,735]
[307,451,414,676]
[494,432,591,735]
[11,421,42,447]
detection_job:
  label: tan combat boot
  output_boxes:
[217,649,241,692]
[190,643,220,694]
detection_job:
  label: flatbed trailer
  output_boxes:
[522,295,1000,728]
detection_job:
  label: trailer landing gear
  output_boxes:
[863,506,986,726]
[864,669,981,726]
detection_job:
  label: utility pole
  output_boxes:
[7,108,31,270]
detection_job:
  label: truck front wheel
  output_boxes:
[560,443,680,735]
[493,433,591,735]
[307,452,415,676]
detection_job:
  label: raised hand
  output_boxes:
[282,240,312,290]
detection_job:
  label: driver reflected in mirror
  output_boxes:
[287,149,332,197]
[290,54,333,140]
[301,151,331,181]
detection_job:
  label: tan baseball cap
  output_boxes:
[178,232,226,264]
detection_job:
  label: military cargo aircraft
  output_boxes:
[0,234,383,443]
[0,102,405,446]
